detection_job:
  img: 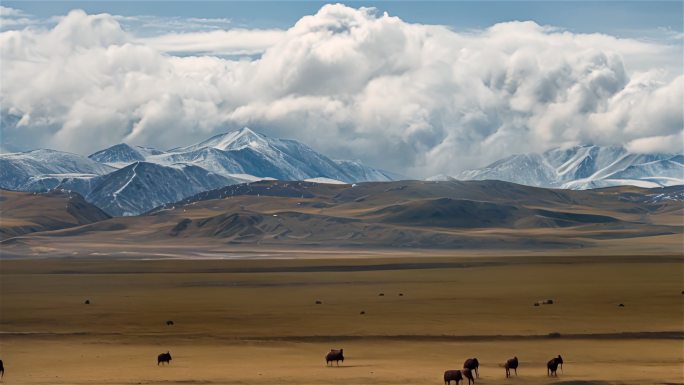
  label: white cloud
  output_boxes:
[1,4,682,177]
[113,14,234,36]
[0,6,37,29]
[137,28,285,56]
[0,6,27,17]
[626,132,684,154]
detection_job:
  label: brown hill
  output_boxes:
[1,180,681,256]
[0,189,111,240]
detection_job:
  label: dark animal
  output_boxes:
[462,368,475,384]
[157,351,172,365]
[618,303,625,307]
[463,358,479,378]
[504,356,518,377]
[360,311,365,315]
[443,369,462,385]
[399,293,404,296]
[84,299,90,305]
[325,348,344,366]
[315,300,322,304]
[547,355,563,376]
[0,359,4,378]
[378,293,384,296]
[166,320,174,326]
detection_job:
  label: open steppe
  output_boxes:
[0,254,682,384]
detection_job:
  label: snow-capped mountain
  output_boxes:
[0,149,114,191]
[88,143,145,165]
[441,145,683,189]
[90,127,395,183]
[0,128,395,216]
[87,162,237,216]
[88,143,166,167]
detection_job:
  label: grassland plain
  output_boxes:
[0,255,682,384]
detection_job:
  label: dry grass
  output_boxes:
[0,255,682,384]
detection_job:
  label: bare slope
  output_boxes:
[2,180,681,256]
[0,189,111,240]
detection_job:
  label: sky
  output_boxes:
[1,1,682,177]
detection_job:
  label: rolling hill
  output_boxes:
[0,189,110,240]
[2,180,681,257]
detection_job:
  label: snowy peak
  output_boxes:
[88,143,167,167]
[0,128,395,216]
[174,127,268,153]
[3,149,114,174]
[0,149,114,191]
[162,127,394,183]
[446,145,682,189]
[89,143,145,165]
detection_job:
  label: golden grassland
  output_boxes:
[0,254,682,384]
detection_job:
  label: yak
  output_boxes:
[463,358,479,378]
[157,351,172,365]
[504,356,518,377]
[325,348,344,366]
[462,368,475,385]
[547,355,563,376]
[443,369,462,385]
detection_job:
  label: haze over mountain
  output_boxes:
[0,128,395,215]
[433,145,683,189]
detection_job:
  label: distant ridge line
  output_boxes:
[248,331,684,342]
[1,331,681,341]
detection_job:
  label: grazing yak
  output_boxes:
[463,358,479,378]
[547,355,563,376]
[325,348,344,366]
[443,369,462,385]
[157,351,172,365]
[462,368,475,385]
[0,359,4,378]
[504,356,518,377]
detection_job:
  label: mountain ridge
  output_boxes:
[0,128,396,216]
[436,145,683,189]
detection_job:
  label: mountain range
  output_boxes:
[1,131,681,217]
[0,128,395,216]
[433,145,683,189]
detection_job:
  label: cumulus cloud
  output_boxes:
[1,4,682,177]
